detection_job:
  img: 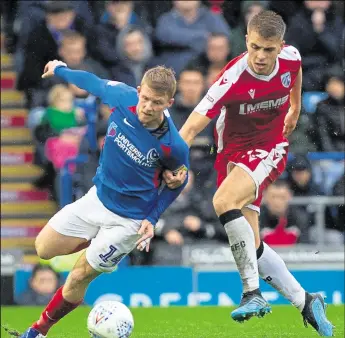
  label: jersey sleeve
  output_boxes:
[193,54,247,119]
[279,45,302,71]
[145,140,190,225]
[54,66,137,108]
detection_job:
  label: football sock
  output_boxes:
[219,209,259,293]
[32,286,82,335]
[257,241,306,312]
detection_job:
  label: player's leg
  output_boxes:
[19,206,141,338]
[213,165,271,321]
[22,252,101,337]
[241,207,306,309]
[242,207,334,336]
[16,188,102,338]
[35,223,90,260]
[34,187,104,260]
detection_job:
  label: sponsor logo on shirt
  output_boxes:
[238,95,289,115]
[112,131,160,167]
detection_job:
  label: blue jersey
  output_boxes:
[55,67,189,224]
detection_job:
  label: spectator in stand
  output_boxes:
[314,67,344,152]
[14,1,93,53]
[33,85,85,198]
[27,31,109,113]
[110,26,154,88]
[16,264,60,306]
[91,0,150,68]
[285,0,343,91]
[185,33,232,76]
[34,85,85,145]
[229,1,267,57]
[260,180,310,245]
[16,1,91,108]
[154,0,231,75]
[59,31,109,78]
[205,64,224,89]
[169,66,207,133]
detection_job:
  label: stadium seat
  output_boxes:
[302,91,329,114]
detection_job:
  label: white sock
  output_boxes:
[258,242,306,312]
[222,211,259,293]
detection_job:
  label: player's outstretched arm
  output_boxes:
[42,60,108,100]
[283,67,302,137]
[179,111,212,147]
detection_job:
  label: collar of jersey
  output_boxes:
[244,53,280,82]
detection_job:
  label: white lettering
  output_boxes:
[160,293,181,307]
[332,291,343,305]
[218,292,235,306]
[130,293,153,307]
[239,95,289,115]
[187,292,212,306]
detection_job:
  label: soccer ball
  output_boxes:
[87,301,134,338]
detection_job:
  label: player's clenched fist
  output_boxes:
[163,169,187,189]
[42,60,67,79]
[136,219,154,252]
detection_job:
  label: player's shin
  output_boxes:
[219,209,259,292]
[257,241,306,311]
[31,286,82,335]
[32,253,100,335]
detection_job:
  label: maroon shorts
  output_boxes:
[215,141,289,213]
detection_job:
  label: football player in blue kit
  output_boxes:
[16,60,189,338]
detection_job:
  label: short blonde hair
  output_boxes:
[48,84,72,106]
[141,66,177,99]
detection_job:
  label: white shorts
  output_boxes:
[49,186,142,272]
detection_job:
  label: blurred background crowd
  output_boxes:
[0,0,344,304]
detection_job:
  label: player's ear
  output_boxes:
[137,86,141,95]
[167,98,174,108]
[280,40,285,51]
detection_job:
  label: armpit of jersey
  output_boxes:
[279,45,301,62]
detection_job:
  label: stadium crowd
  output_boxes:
[1,0,344,267]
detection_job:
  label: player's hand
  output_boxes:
[283,108,299,137]
[136,219,154,252]
[42,60,67,79]
[163,169,187,189]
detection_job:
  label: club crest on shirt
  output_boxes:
[281,72,291,88]
[107,121,118,138]
[146,148,160,165]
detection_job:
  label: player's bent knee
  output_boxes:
[213,194,241,216]
[35,239,54,260]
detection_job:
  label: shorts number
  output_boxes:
[99,245,127,268]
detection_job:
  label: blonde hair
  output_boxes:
[48,84,72,106]
[141,66,177,99]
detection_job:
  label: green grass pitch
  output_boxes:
[1,305,344,337]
